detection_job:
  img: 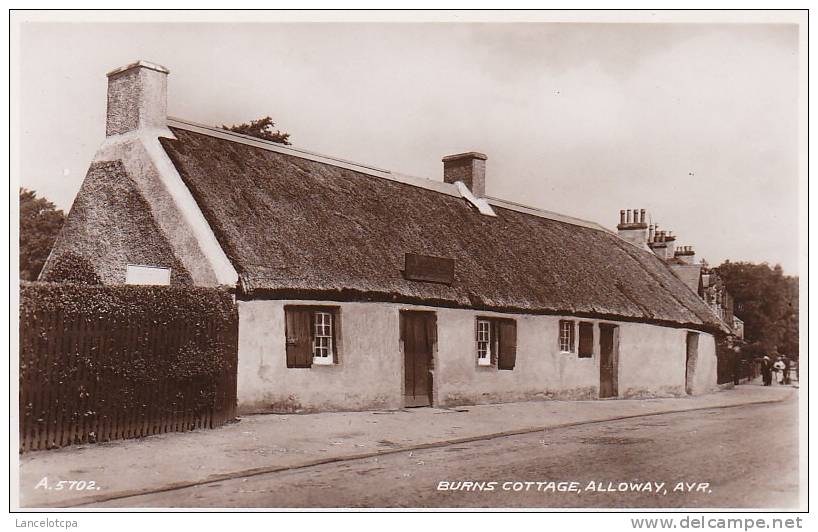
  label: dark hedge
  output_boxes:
[20,281,236,323]
[19,282,238,451]
[39,252,102,284]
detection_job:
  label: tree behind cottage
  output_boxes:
[716,261,799,360]
[19,188,65,281]
[222,116,291,145]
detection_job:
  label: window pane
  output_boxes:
[477,320,490,341]
[559,320,575,352]
[312,311,334,360]
[477,320,491,364]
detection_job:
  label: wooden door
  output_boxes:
[599,324,619,398]
[400,311,435,407]
[685,332,699,395]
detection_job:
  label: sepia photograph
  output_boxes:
[10,8,807,519]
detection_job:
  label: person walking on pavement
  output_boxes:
[784,357,790,384]
[761,355,772,386]
[774,357,786,385]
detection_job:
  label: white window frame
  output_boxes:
[559,320,576,354]
[476,319,493,366]
[311,311,334,365]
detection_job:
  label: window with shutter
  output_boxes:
[578,322,594,358]
[285,306,340,368]
[476,317,516,370]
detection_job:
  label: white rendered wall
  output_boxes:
[237,300,718,413]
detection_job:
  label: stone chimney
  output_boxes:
[649,229,677,260]
[443,152,487,197]
[663,231,677,259]
[674,245,696,265]
[616,208,649,248]
[105,60,169,137]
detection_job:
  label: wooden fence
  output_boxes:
[19,284,238,452]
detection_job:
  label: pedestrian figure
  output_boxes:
[774,357,786,385]
[761,356,772,386]
[783,356,791,385]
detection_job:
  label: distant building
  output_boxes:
[701,262,735,326]
[616,212,740,340]
[732,316,745,340]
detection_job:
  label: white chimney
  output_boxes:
[616,207,649,248]
[105,60,169,137]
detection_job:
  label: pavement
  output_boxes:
[18,383,796,508]
[89,397,800,509]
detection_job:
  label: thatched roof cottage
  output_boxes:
[43,61,728,413]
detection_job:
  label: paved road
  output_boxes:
[87,398,799,509]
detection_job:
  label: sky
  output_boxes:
[16,17,802,274]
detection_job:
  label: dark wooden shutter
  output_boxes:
[497,319,517,370]
[309,311,316,364]
[285,308,312,368]
[490,320,499,366]
[578,322,593,358]
[331,310,339,364]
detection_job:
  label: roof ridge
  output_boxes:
[166,116,610,233]
[168,116,392,174]
[485,196,610,232]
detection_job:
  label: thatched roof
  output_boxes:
[160,123,725,333]
[41,160,193,285]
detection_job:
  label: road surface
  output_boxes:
[87,397,799,509]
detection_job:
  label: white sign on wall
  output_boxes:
[125,265,171,286]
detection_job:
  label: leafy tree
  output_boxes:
[222,116,291,145]
[19,188,65,281]
[716,261,799,360]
